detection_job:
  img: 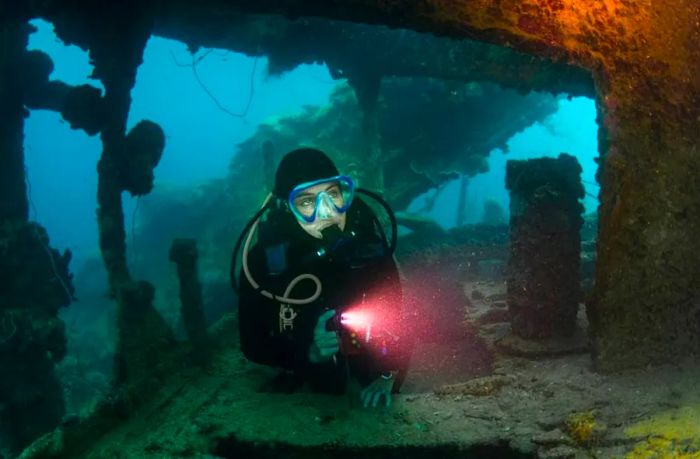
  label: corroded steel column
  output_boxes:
[506,154,584,339]
[0,14,29,223]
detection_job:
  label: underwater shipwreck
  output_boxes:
[1,1,700,458]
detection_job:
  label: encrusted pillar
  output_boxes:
[588,66,700,370]
[169,239,210,364]
[505,154,584,339]
[49,4,173,386]
[0,12,72,455]
[94,44,144,290]
[0,14,29,223]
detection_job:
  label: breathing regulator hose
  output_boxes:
[231,193,322,305]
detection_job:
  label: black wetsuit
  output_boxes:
[238,199,407,393]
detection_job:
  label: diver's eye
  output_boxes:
[298,198,313,208]
[327,187,342,198]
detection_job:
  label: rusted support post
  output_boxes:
[0,15,30,224]
[60,3,161,293]
[95,60,143,289]
[64,5,172,386]
[0,12,73,455]
[505,154,584,339]
[589,72,700,369]
[169,239,210,364]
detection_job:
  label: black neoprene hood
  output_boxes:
[274,148,340,200]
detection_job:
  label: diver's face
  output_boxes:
[292,181,347,239]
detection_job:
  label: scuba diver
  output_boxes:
[231,147,410,407]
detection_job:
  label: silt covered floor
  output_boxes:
[40,292,700,459]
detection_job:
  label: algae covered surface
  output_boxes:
[625,405,700,459]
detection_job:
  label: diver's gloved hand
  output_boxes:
[360,375,394,408]
[308,310,340,364]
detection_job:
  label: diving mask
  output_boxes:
[288,175,355,224]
